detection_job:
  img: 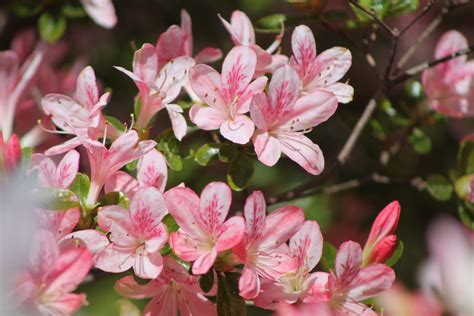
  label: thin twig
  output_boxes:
[399,0,435,36]
[347,0,398,36]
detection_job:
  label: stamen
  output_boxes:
[102,122,108,146]
[37,119,69,135]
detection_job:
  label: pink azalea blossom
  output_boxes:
[105,148,168,199]
[290,25,353,104]
[273,303,332,316]
[422,30,474,117]
[96,187,168,279]
[115,44,195,139]
[250,64,338,174]
[42,66,112,155]
[114,256,217,316]
[81,0,117,29]
[14,230,93,315]
[0,132,21,172]
[219,10,288,76]
[156,9,222,69]
[189,46,267,144]
[165,181,245,275]
[233,191,305,299]
[325,241,395,315]
[81,130,156,208]
[0,48,44,141]
[254,221,328,309]
[362,201,401,266]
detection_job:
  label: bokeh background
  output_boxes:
[1,0,473,315]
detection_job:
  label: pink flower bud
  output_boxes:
[365,201,400,250]
[368,235,398,264]
[0,133,21,172]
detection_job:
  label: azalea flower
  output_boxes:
[0,132,21,172]
[250,64,338,174]
[95,187,168,279]
[362,201,400,266]
[254,221,328,309]
[422,30,474,118]
[156,9,222,69]
[114,257,217,316]
[273,303,332,316]
[80,130,156,208]
[0,48,44,141]
[105,148,168,199]
[219,10,288,76]
[325,241,395,315]
[115,44,195,139]
[14,230,93,316]
[233,191,305,299]
[81,0,117,29]
[165,181,245,274]
[42,65,113,156]
[290,25,353,104]
[189,46,267,144]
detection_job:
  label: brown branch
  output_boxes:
[399,0,435,37]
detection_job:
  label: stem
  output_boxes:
[347,0,398,37]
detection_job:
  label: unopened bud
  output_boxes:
[367,235,398,265]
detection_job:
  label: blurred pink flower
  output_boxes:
[115,257,217,316]
[233,191,305,299]
[250,64,338,174]
[219,10,288,76]
[273,302,332,316]
[290,25,353,104]
[96,187,168,279]
[14,230,93,315]
[165,182,245,275]
[422,30,474,118]
[189,46,267,144]
[81,0,117,29]
[0,133,21,172]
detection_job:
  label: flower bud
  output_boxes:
[367,235,398,265]
[0,133,21,173]
[365,201,400,250]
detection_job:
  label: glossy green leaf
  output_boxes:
[227,153,254,191]
[256,14,286,31]
[320,241,337,272]
[454,175,474,201]
[458,205,474,230]
[199,269,215,293]
[217,273,247,316]
[38,12,67,43]
[99,192,129,208]
[39,188,80,211]
[163,214,179,233]
[126,159,139,171]
[406,80,423,99]
[166,152,183,171]
[70,173,91,208]
[409,128,431,154]
[195,143,220,166]
[61,3,86,18]
[219,143,238,163]
[426,174,453,201]
[385,239,404,266]
[458,140,474,174]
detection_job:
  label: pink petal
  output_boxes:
[219,10,255,46]
[215,216,245,251]
[364,201,400,253]
[254,278,298,309]
[195,47,223,64]
[199,181,232,227]
[137,149,168,192]
[435,30,468,61]
[336,240,363,281]
[339,302,379,316]
[133,44,158,84]
[277,133,325,175]
[268,65,300,114]
[98,205,129,231]
[189,64,226,110]
[260,205,305,250]
[253,131,281,167]
[368,235,398,265]
[155,56,195,104]
[57,150,80,188]
[81,0,117,29]
[129,187,168,239]
[291,25,317,79]
[243,191,266,242]
[169,231,202,262]
[239,267,260,299]
[39,293,87,316]
[95,244,134,273]
[115,275,164,299]
[189,104,226,130]
[28,230,60,276]
[60,229,109,257]
[192,248,217,275]
[219,115,255,144]
[250,92,271,130]
[133,250,164,279]
[156,25,187,66]
[289,220,323,271]
[30,154,57,187]
[104,171,140,199]
[179,287,218,316]
[323,82,354,104]
[75,66,99,108]
[144,289,177,316]
[39,208,80,239]
[304,272,331,302]
[237,75,268,114]
[45,137,82,156]
[221,46,257,102]
[307,47,352,89]
[180,9,193,56]
[166,103,187,140]
[41,94,93,132]
[347,264,396,301]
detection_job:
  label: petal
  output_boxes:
[41,94,92,131]
[137,149,168,192]
[156,56,195,104]
[291,25,317,78]
[277,133,325,175]
[221,46,257,102]
[335,240,363,281]
[200,182,232,227]
[180,9,193,55]
[95,244,134,273]
[104,171,140,199]
[39,293,87,316]
[169,231,203,262]
[215,216,245,251]
[253,131,282,167]
[75,66,99,108]
[289,220,323,271]
[219,115,255,145]
[44,137,81,156]
[39,208,80,239]
[237,75,268,114]
[322,82,354,104]
[304,272,331,302]
[260,205,305,249]
[189,104,227,130]
[243,191,266,242]
[133,44,158,84]
[239,267,260,299]
[130,187,168,239]
[268,64,300,114]
[219,10,255,46]
[144,288,177,316]
[156,25,187,66]
[29,153,57,187]
[435,30,468,61]
[192,248,217,275]
[364,201,400,254]
[56,150,80,188]
[195,47,223,64]
[60,229,109,257]
[166,103,187,140]
[189,64,226,110]
[81,0,117,29]
[306,47,352,89]
[179,288,218,316]
[133,250,164,279]
[347,264,395,301]
[340,302,379,316]
[98,205,129,231]
[249,92,271,130]
[115,275,164,299]
[254,278,298,310]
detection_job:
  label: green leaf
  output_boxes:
[157,129,184,171]
[61,3,86,18]
[38,188,80,211]
[217,273,247,316]
[320,241,337,271]
[227,153,254,191]
[166,152,183,171]
[70,173,91,208]
[458,140,474,174]
[256,14,286,31]
[454,175,474,201]
[426,174,453,201]
[369,119,386,141]
[385,239,404,266]
[126,159,139,171]
[386,0,419,16]
[105,116,126,133]
[409,128,431,154]
[219,143,238,163]
[195,143,220,166]
[163,214,179,233]
[458,205,474,230]
[199,269,215,293]
[38,12,67,43]
[98,192,129,208]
